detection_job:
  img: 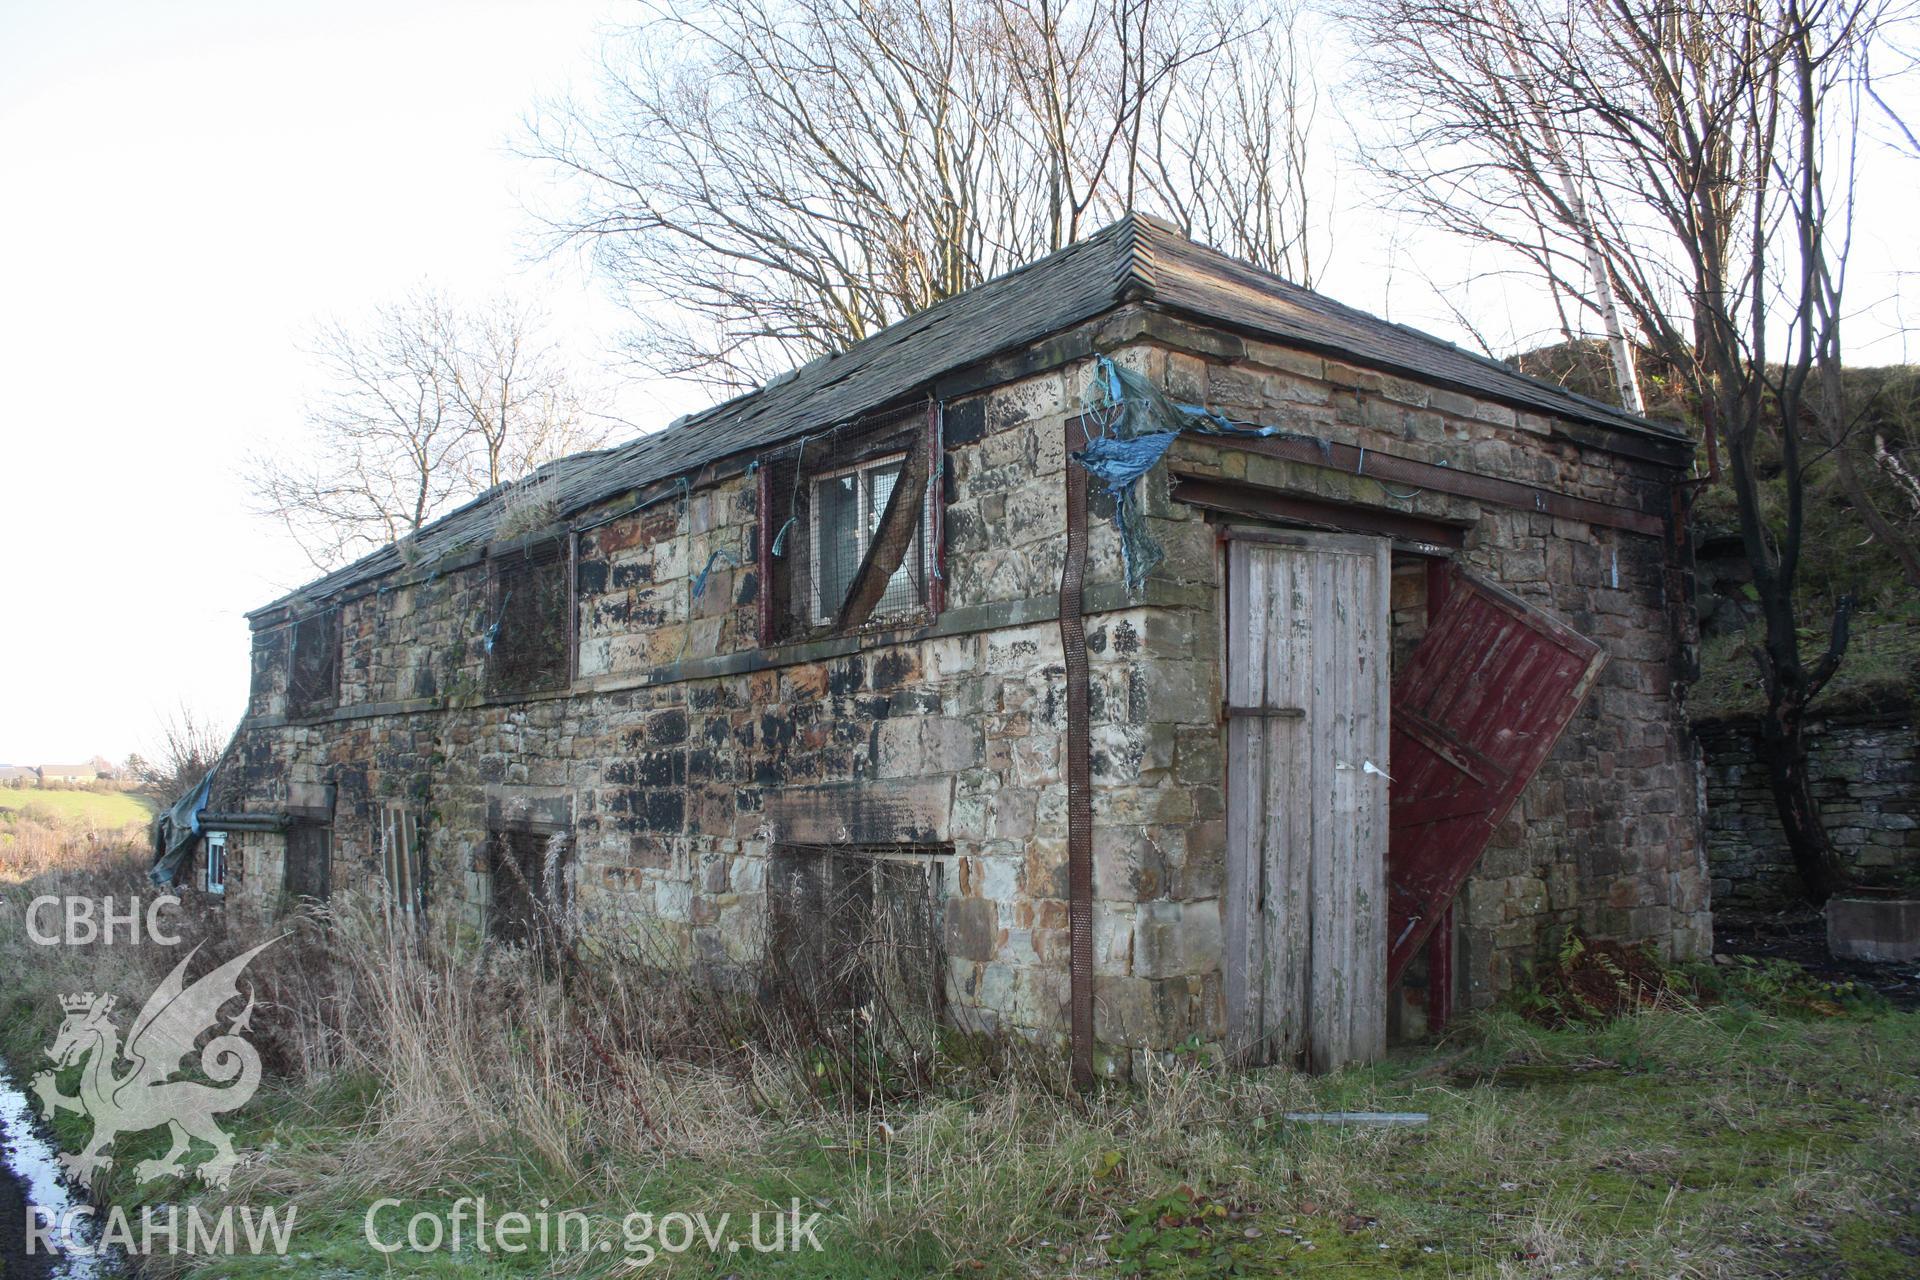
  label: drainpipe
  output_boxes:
[1059,413,1095,1089]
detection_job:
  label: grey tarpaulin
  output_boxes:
[149,767,215,887]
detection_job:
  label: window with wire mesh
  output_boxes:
[487,827,562,946]
[762,405,937,641]
[765,844,948,1022]
[285,607,340,717]
[379,802,426,914]
[484,538,572,696]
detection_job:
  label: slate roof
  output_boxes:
[256,214,1684,614]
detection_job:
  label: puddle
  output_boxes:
[0,1067,121,1278]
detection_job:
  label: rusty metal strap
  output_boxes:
[1222,704,1305,721]
[1060,414,1095,1090]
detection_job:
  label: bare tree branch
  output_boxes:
[523,0,1324,385]
[248,289,612,571]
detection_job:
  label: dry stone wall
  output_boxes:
[1699,709,1919,911]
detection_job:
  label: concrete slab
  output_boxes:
[1827,897,1920,963]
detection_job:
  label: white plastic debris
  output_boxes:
[1281,1111,1428,1127]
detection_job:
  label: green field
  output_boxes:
[0,787,155,829]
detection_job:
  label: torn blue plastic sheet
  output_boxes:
[691,547,740,600]
[1071,354,1316,593]
[149,766,215,887]
[1072,431,1179,591]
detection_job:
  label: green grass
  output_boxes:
[0,786,155,828]
[18,995,1912,1278]
[4,847,1914,1279]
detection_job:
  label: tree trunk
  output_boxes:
[1754,700,1849,903]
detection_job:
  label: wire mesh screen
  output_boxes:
[765,844,948,1023]
[487,827,569,947]
[484,538,571,696]
[286,607,340,717]
[762,404,938,641]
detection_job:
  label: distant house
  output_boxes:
[37,764,100,785]
[0,766,36,785]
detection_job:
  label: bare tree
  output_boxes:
[526,0,1321,386]
[1356,0,1910,900]
[442,295,606,492]
[134,704,229,803]
[1141,12,1327,285]
[250,290,610,571]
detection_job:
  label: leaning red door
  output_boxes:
[1386,567,1606,987]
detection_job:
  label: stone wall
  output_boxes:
[220,342,1217,1073]
[1699,709,1920,912]
[216,308,1704,1065]
[1144,335,1708,1007]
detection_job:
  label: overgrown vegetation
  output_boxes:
[2,832,1916,1278]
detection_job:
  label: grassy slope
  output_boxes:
[0,787,155,829]
[1691,612,1920,723]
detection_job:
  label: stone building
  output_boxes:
[196,216,1707,1076]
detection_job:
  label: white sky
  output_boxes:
[0,0,1912,765]
[0,0,701,765]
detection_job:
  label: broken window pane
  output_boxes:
[809,455,925,626]
[204,831,227,896]
[812,469,861,623]
[761,404,939,642]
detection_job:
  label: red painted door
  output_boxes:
[1386,567,1606,987]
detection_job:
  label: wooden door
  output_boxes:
[1385,567,1606,986]
[1225,532,1390,1071]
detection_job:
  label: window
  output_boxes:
[484,539,572,696]
[809,455,927,625]
[286,608,340,717]
[766,844,947,1017]
[487,827,570,947]
[761,404,942,642]
[379,803,425,914]
[283,823,331,904]
[204,831,227,896]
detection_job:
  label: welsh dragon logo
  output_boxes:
[32,939,277,1189]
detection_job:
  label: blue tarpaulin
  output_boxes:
[149,766,215,887]
[1070,355,1297,592]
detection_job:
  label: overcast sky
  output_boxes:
[0,0,1912,766]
